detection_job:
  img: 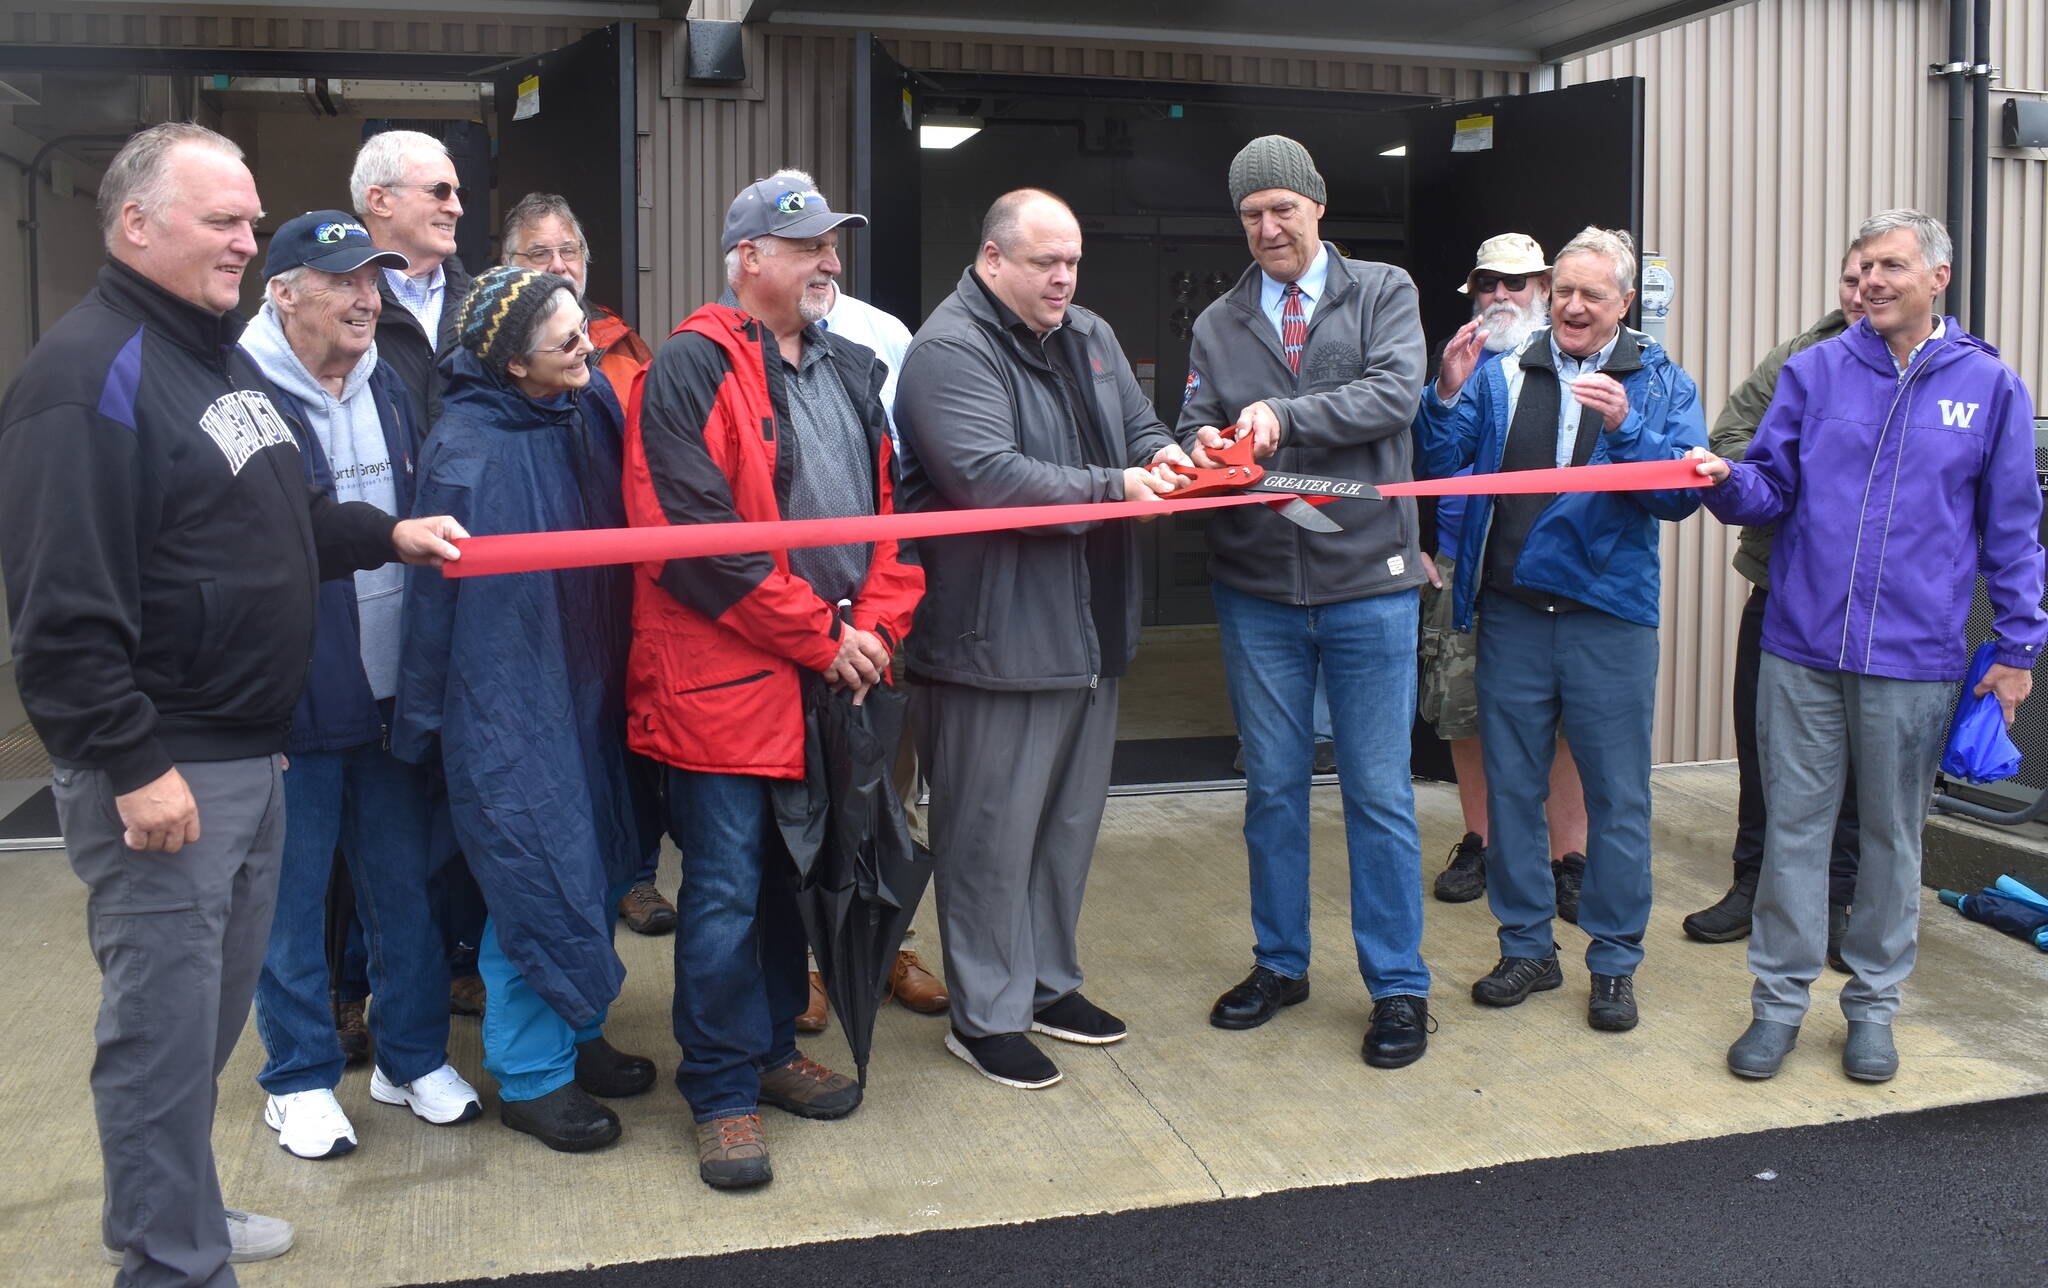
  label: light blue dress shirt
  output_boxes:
[1547,326,1623,468]
[1257,244,1330,338]
[384,263,447,343]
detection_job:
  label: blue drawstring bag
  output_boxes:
[1940,642,2023,784]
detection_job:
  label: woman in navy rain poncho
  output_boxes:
[394,266,655,1152]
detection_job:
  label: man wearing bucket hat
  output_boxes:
[625,169,923,1188]
[1177,135,1435,1068]
[237,210,485,1163]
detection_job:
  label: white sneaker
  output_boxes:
[370,1062,482,1125]
[102,1208,295,1265]
[263,1089,357,1160]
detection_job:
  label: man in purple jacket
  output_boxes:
[1692,208,2044,1084]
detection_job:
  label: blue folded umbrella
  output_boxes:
[1941,642,2023,784]
[1992,875,2048,948]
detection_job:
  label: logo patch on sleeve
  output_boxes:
[1183,367,1202,407]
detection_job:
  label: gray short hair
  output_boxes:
[350,130,450,218]
[265,266,312,304]
[1855,208,1952,270]
[1553,225,1638,296]
[501,191,590,266]
[99,122,244,253]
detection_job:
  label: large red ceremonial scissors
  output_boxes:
[1167,428,1381,532]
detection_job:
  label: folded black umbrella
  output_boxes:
[771,678,931,1085]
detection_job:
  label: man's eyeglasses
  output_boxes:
[1472,273,1530,294]
[511,242,586,266]
[387,182,468,204]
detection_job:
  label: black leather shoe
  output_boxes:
[1682,873,1757,942]
[1470,954,1564,1007]
[500,1082,621,1153]
[575,1035,656,1098]
[1826,904,1851,974]
[1588,973,1638,1032]
[1209,965,1310,1030]
[1363,995,1432,1068]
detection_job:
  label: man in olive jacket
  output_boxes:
[1682,241,1867,949]
[895,188,1189,1092]
[1178,135,1434,1068]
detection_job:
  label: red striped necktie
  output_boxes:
[1281,282,1306,374]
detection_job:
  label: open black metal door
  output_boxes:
[850,32,921,325]
[492,24,637,326]
[1405,78,1644,346]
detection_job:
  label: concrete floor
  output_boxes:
[5,761,2047,1286]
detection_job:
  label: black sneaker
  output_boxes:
[1470,954,1564,1007]
[1588,973,1638,1031]
[1554,853,1587,925]
[1682,873,1757,942]
[945,1028,1061,1089]
[1032,991,1128,1045]
[1433,832,1487,903]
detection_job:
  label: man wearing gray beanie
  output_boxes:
[1181,135,1434,1069]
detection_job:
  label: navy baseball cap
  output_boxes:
[721,175,867,253]
[263,210,409,281]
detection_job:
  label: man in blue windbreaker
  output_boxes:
[1693,208,2045,1084]
[1415,225,1706,1036]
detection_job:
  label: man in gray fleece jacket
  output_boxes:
[1179,136,1433,1068]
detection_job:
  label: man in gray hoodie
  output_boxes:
[1179,136,1433,1068]
[239,211,481,1164]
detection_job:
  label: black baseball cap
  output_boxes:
[721,176,867,253]
[263,209,409,281]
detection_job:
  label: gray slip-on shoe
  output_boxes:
[1726,1018,1800,1079]
[1842,1020,1899,1082]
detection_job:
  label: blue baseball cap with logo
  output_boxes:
[262,209,410,280]
[721,174,868,253]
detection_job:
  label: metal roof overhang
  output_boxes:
[740,0,1753,66]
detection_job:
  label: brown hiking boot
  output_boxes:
[695,1114,771,1189]
[757,1053,862,1120]
[796,970,828,1033]
[333,998,370,1067]
[449,975,486,1017]
[888,949,950,1014]
[618,881,677,935]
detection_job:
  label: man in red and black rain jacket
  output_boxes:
[624,171,921,1191]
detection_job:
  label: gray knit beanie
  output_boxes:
[1228,135,1326,210]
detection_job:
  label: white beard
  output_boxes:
[1476,294,1548,353]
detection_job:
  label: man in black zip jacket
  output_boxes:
[0,124,463,1286]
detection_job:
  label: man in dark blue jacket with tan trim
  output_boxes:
[1416,225,1705,1036]
[0,124,463,1284]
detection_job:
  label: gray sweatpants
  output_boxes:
[54,756,285,1288]
[915,681,1118,1038]
[1750,655,1949,1025]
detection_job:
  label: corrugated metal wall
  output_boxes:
[1566,0,2046,761]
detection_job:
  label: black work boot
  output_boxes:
[1826,904,1852,974]
[1682,873,1759,943]
[1553,853,1587,925]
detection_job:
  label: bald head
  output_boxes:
[976,189,1082,334]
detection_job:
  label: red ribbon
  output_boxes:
[441,458,1708,579]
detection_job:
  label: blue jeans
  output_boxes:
[1476,592,1658,976]
[255,733,449,1093]
[1213,582,1430,998]
[664,768,808,1121]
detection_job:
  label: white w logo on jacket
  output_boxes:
[1939,399,1980,428]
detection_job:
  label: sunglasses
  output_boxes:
[538,321,591,357]
[1472,273,1530,294]
[388,181,468,204]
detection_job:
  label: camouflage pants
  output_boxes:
[1417,555,1480,741]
